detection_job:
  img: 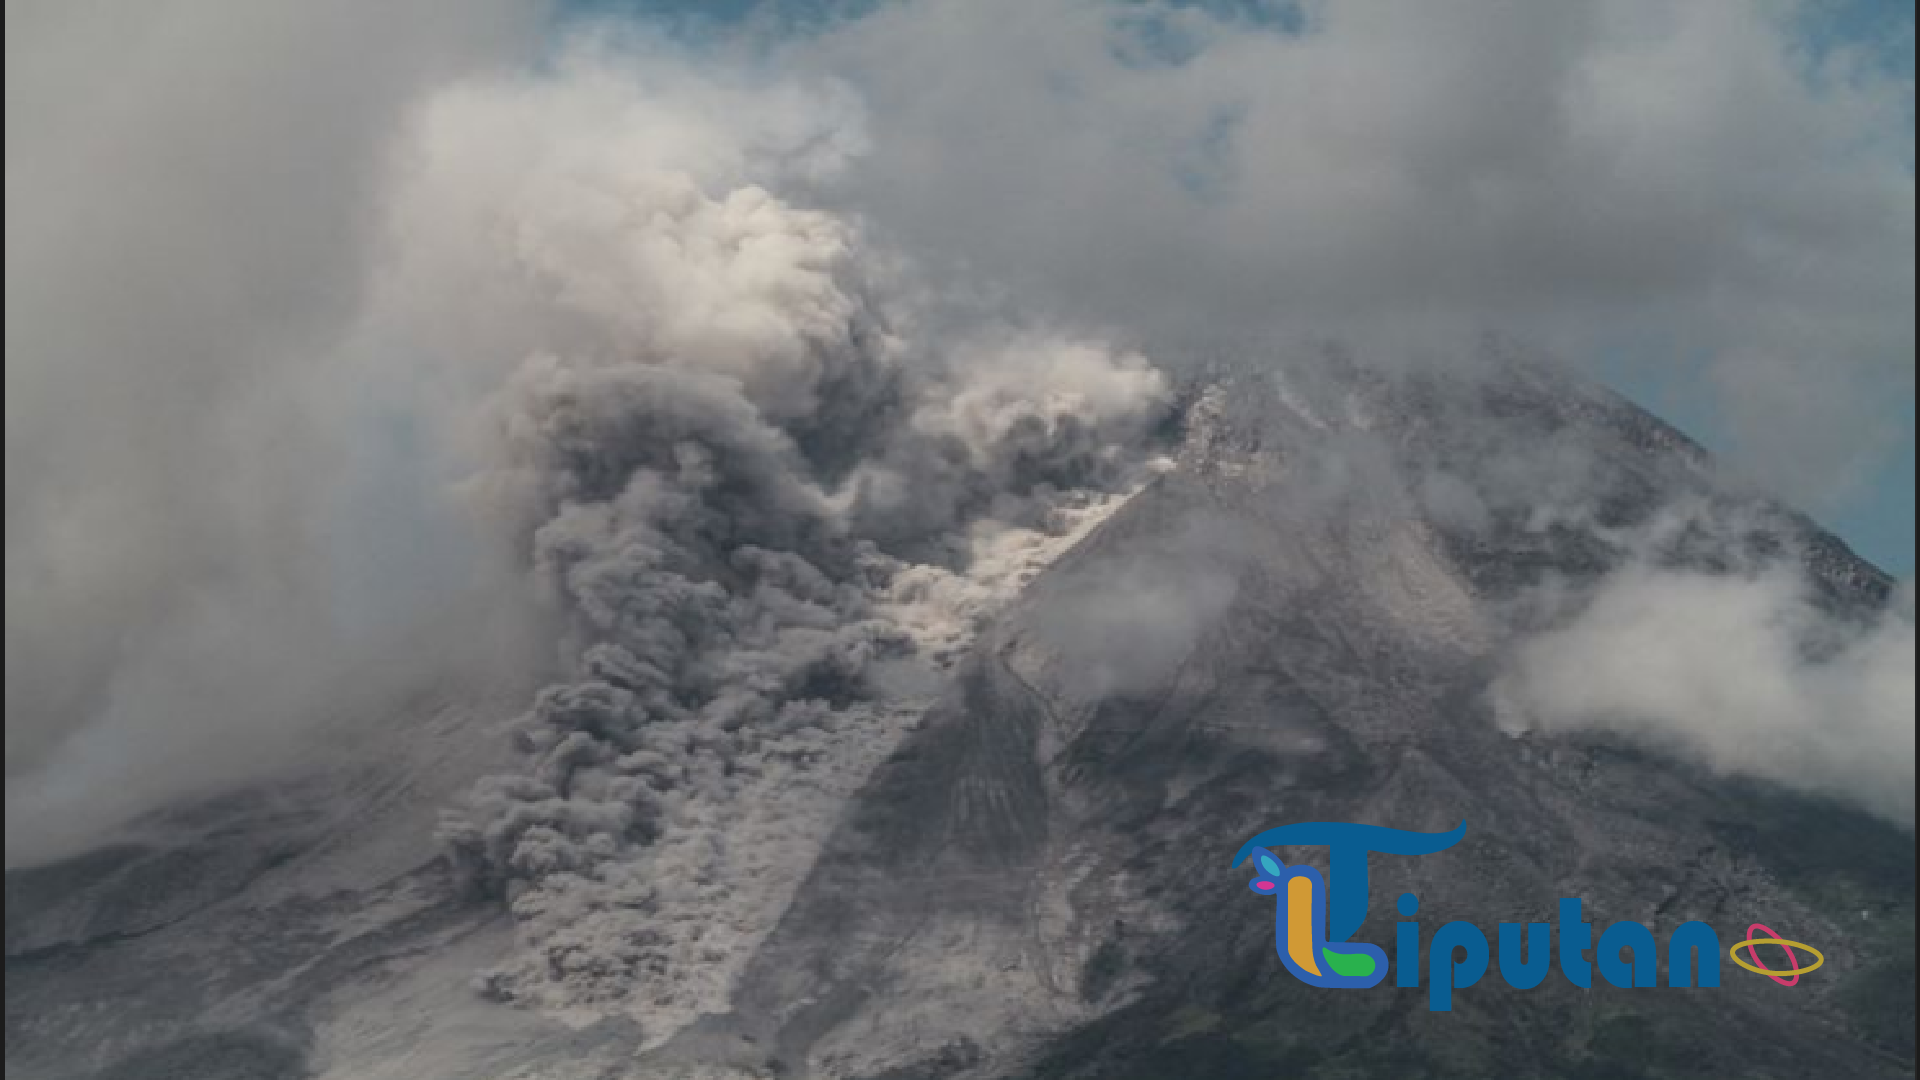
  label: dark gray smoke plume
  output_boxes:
[413,64,1173,1020]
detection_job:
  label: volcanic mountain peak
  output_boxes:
[5,366,1912,1080]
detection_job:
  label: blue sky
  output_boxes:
[1783,2,1916,574]
[562,0,1916,575]
[1836,410,1914,574]
[1623,367,1915,576]
[1648,0,1911,574]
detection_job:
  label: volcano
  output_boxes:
[6,361,1912,1080]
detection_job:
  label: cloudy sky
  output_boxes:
[603,0,1915,571]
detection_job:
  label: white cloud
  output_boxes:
[1496,569,1915,825]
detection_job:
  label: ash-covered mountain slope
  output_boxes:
[649,366,1912,1079]
[6,364,1912,1080]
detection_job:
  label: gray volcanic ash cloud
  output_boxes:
[442,345,1168,1024]
[0,9,1164,869]
[405,54,1173,1025]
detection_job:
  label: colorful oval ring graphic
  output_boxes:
[1729,923,1823,984]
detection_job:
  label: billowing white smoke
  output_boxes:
[1495,549,1915,828]
[392,48,1172,1031]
